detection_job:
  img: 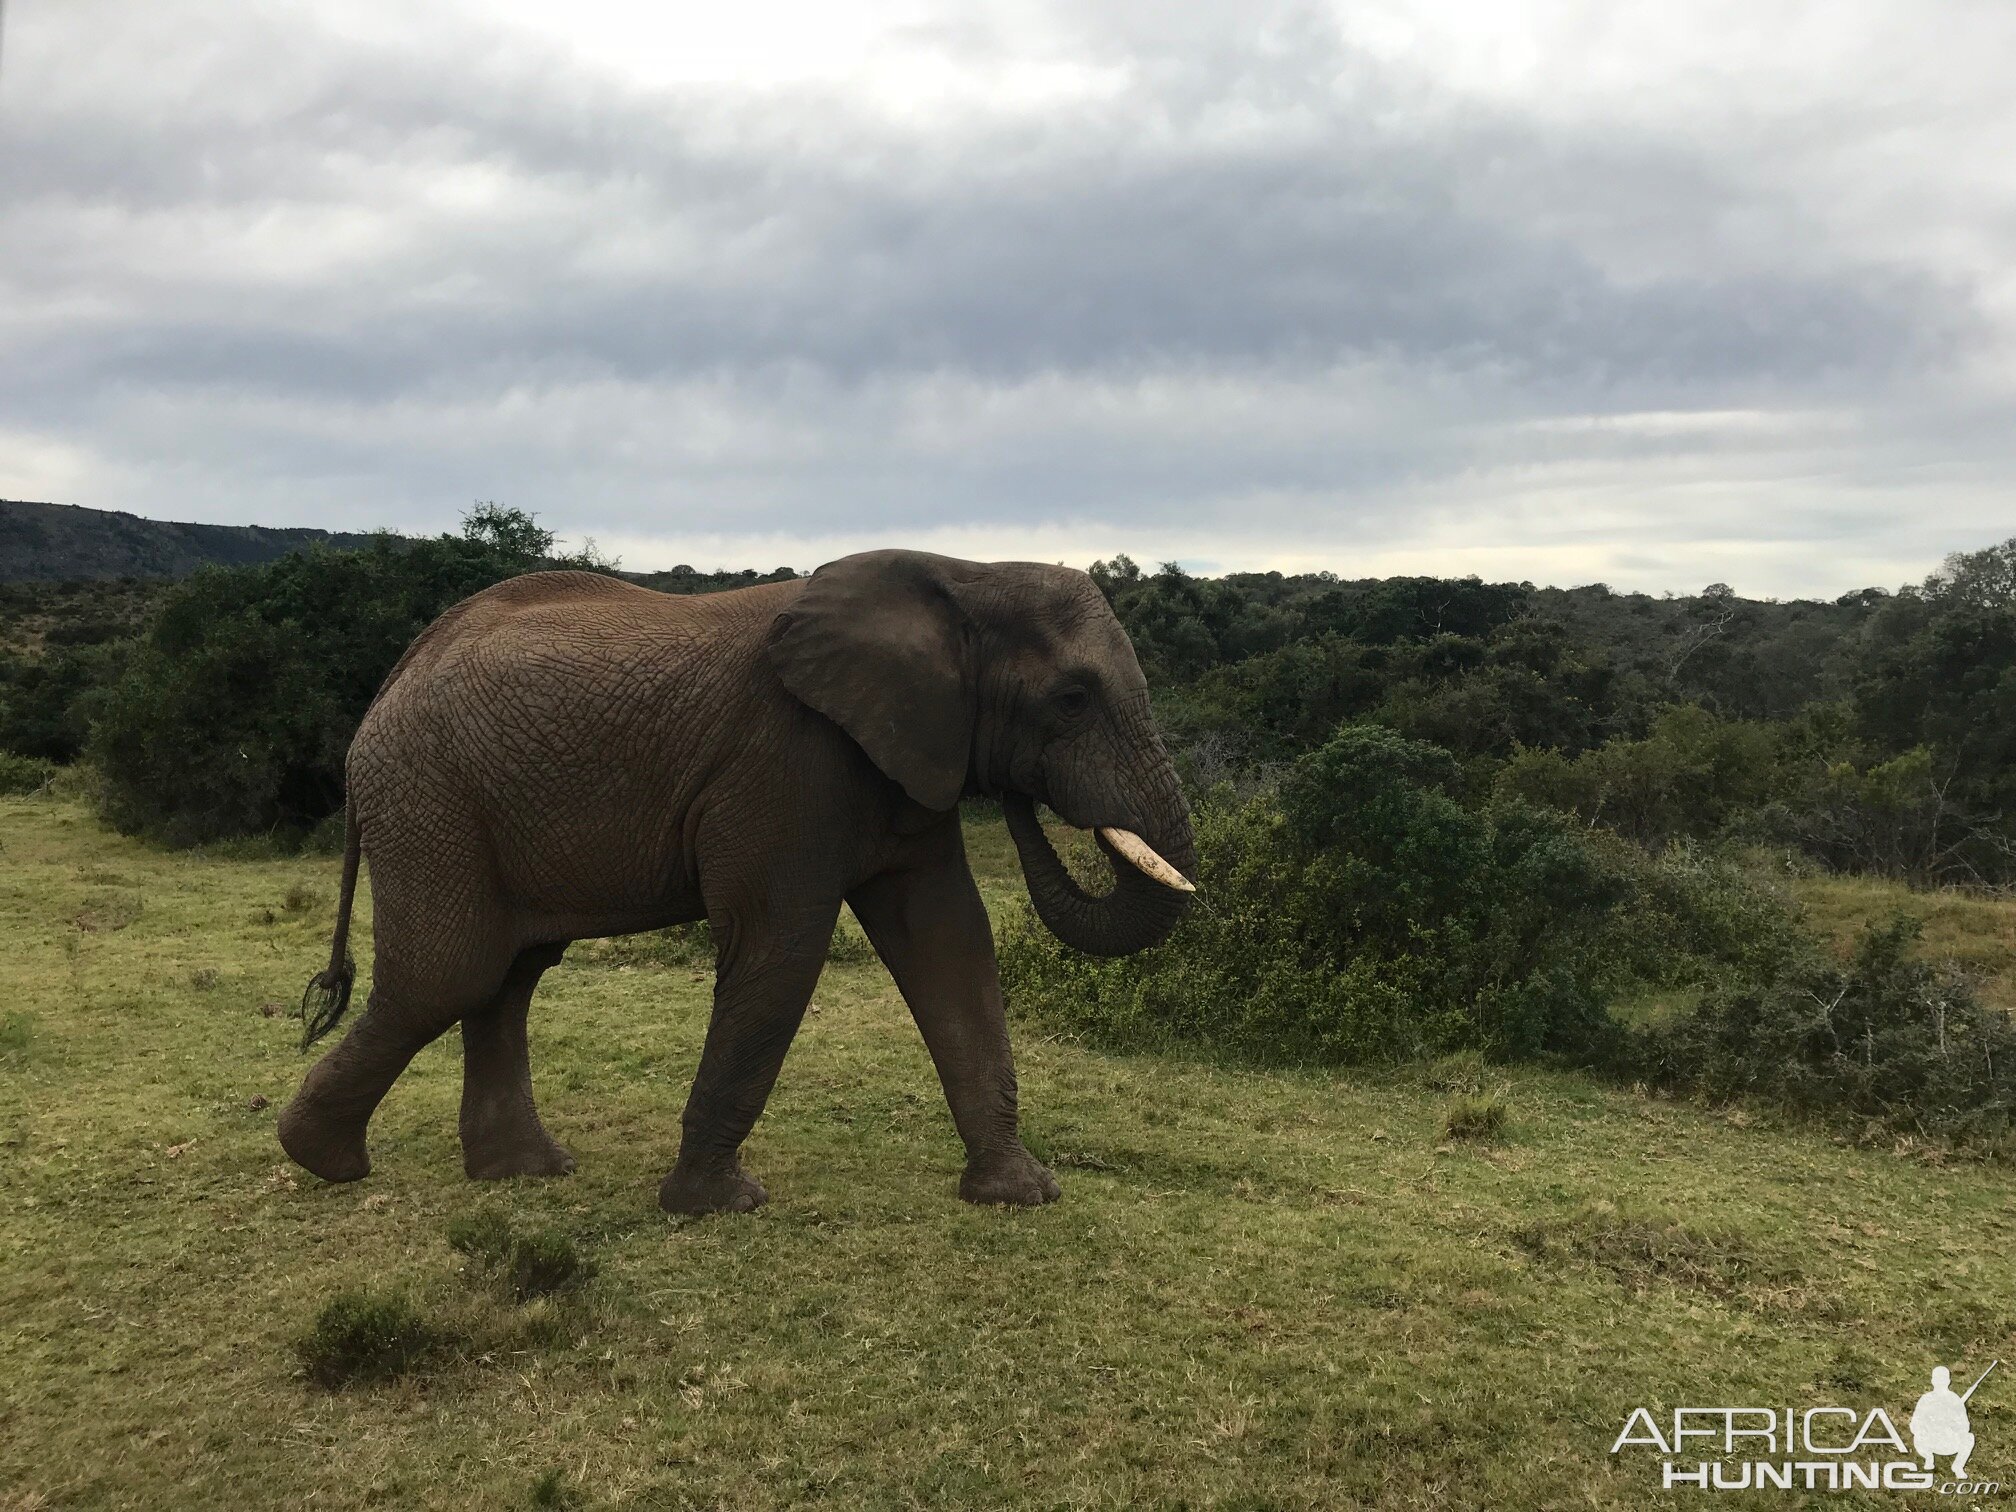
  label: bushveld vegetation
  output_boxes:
[5,515,2016,1145]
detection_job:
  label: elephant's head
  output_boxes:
[768,550,1196,956]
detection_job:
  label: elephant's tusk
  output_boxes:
[1097,828,1196,892]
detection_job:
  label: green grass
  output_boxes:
[1789,870,2016,1007]
[4,792,2016,1508]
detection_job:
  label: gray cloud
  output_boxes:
[1,0,2011,594]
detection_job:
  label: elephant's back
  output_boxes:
[345,569,811,915]
[374,571,799,703]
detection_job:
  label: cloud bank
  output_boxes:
[4,0,2013,595]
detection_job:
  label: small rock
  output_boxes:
[246,1094,270,1111]
[361,1193,390,1212]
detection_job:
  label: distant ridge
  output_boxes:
[0,500,390,582]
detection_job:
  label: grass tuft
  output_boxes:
[1424,1049,1488,1094]
[506,1229,595,1301]
[1512,1202,1786,1296]
[0,1011,32,1065]
[296,1291,445,1389]
[531,1467,581,1508]
[1442,1092,1508,1142]
[446,1209,515,1267]
[449,1211,595,1302]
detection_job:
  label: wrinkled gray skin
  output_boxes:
[278,550,1195,1213]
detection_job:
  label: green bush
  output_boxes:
[0,640,129,762]
[1633,917,2016,1150]
[583,917,871,970]
[296,1291,443,1388]
[1001,725,1784,1067]
[1494,704,1778,848]
[0,751,57,795]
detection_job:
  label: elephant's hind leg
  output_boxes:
[280,904,515,1183]
[279,984,476,1182]
[461,943,575,1180]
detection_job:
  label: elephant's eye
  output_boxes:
[1054,687,1091,719]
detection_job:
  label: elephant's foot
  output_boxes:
[959,1145,1062,1207]
[464,1134,576,1181]
[277,1099,371,1184]
[658,1157,768,1216]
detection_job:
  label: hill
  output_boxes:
[0,499,387,582]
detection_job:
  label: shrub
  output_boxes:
[827,915,876,964]
[0,640,130,762]
[582,918,871,970]
[297,1291,443,1388]
[580,923,713,969]
[1494,704,1778,848]
[0,751,56,795]
[1000,725,1782,1066]
[1632,917,2016,1150]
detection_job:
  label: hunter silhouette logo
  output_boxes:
[1611,1359,2002,1495]
[1912,1362,1995,1478]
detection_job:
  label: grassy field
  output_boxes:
[4,794,2016,1510]
[1789,871,2016,1008]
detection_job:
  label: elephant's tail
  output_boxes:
[299,807,361,1050]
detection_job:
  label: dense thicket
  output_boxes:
[4,528,2013,874]
[1092,540,2016,885]
[1630,917,2016,1151]
[999,728,2015,1153]
[999,726,1794,1065]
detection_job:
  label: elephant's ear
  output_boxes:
[766,550,982,811]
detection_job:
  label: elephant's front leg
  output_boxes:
[659,902,839,1216]
[848,823,1061,1207]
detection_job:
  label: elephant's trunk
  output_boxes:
[1004,788,1196,958]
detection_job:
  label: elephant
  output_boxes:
[277,549,1196,1214]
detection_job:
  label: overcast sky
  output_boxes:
[4,1,2014,596]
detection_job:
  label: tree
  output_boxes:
[460,501,555,564]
